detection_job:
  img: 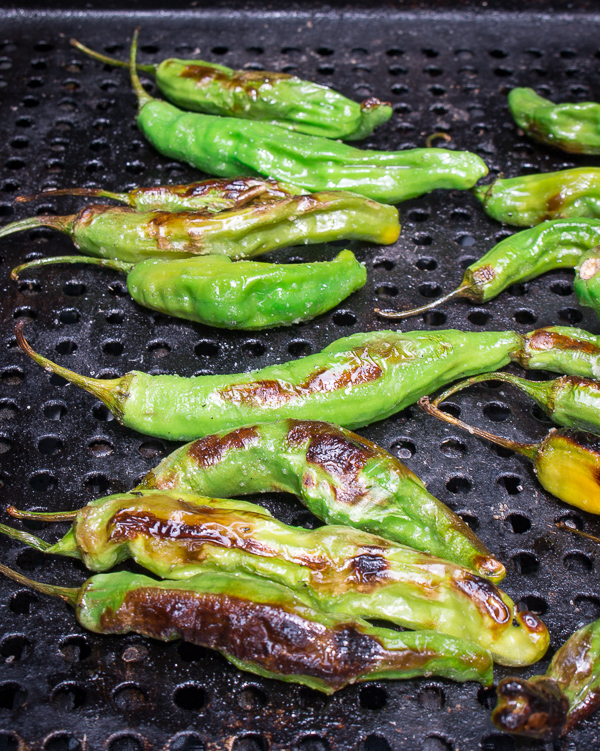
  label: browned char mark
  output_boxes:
[451,572,511,626]
[493,676,569,740]
[526,329,600,357]
[179,64,291,100]
[188,426,260,469]
[98,587,429,689]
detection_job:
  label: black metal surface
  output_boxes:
[1,6,600,750]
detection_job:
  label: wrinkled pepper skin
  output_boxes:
[0,562,494,694]
[493,618,600,739]
[0,192,399,264]
[517,326,600,379]
[16,324,523,441]
[474,169,600,227]
[138,419,504,580]
[4,490,547,665]
[509,87,600,155]
[574,246,600,320]
[17,177,298,214]
[12,251,367,331]
[378,218,600,320]
[72,38,392,141]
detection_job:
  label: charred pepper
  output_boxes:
[509,87,600,154]
[72,37,392,141]
[0,192,399,264]
[517,326,600,379]
[11,251,366,331]
[2,489,547,665]
[574,246,600,320]
[137,419,504,580]
[0,562,494,693]
[127,31,488,205]
[493,618,600,739]
[474,169,600,227]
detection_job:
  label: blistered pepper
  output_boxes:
[493,618,600,739]
[11,251,366,330]
[517,326,600,378]
[377,218,600,320]
[2,490,546,665]
[71,36,392,141]
[0,561,494,693]
[0,191,399,264]
[509,87,600,154]
[574,246,600,320]
[126,31,488,205]
[135,419,504,580]
[474,169,600,227]
[419,396,600,515]
[16,176,297,213]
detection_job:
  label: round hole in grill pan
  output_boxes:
[43,733,83,751]
[0,681,26,709]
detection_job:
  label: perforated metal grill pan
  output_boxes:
[1,5,600,750]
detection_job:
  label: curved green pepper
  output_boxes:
[517,326,600,378]
[574,246,600,319]
[0,561,494,693]
[71,37,392,141]
[0,192,399,264]
[493,618,600,739]
[136,419,504,580]
[509,87,600,154]
[11,251,366,330]
[474,169,600,227]
[2,490,547,665]
[126,31,488,205]
[377,218,600,320]
[16,176,297,213]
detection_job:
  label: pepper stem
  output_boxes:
[12,256,132,281]
[0,522,53,552]
[0,215,74,241]
[556,522,600,545]
[7,506,78,522]
[432,371,552,409]
[70,38,156,74]
[15,320,128,422]
[16,188,129,205]
[375,284,469,320]
[130,28,154,111]
[418,396,540,461]
[425,132,452,148]
[0,560,80,605]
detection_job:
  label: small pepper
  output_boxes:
[11,251,366,330]
[0,192,399,264]
[474,169,600,227]
[492,618,600,739]
[126,31,488,205]
[137,418,504,580]
[71,36,392,141]
[2,489,547,665]
[377,218,600,320]
[574,246,600,320]
[0,561,494,693]
[419,396,600,515]
[509,87,600,154]
[517,326,600,379]
[16,176,298,213]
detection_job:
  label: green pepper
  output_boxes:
[517,326,600,378]
[0,561,494,693]
[474,169,600,227]
[71,37,392,141]
[574,246,600,320]
[419,396,600,516]
[509,87,600,155]
[2,489,547,665]
[377,218,600,320]
[126,31,487,205]
[11,251,366,330]
[493,618,600,739]
[16,176,298,213]
[15,322,523,441]
[135,419,504,580]
[0,191,399,264]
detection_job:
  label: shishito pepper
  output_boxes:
[419,396,600,515]
[574,246,600,320]
[16,176,297,214]
[136,419,504,580]
[493,618,600,739]
[71,37,392,141]
[517,326,600,378]
[474,169,600,227]
[0,192,399,264]
[0,561,494,693]
[509,87,600,155]
[126,31,488,205]
[2,490,547,665]
[377,218,600,320]
[11,251,366,330]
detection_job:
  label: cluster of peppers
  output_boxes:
[4,26,600,741]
